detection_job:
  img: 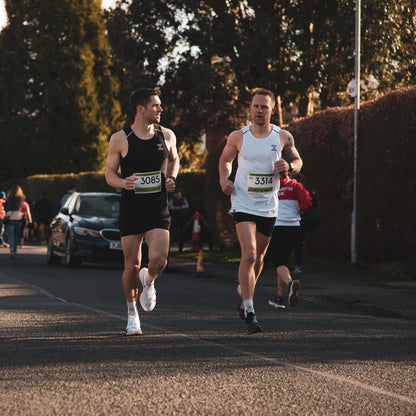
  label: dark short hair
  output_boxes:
[130,88,161,114]
[251,88,276,106]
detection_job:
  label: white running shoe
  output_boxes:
[288,280,301,307]
[139,267,156,312]
[126,315,142,335]
[268,296,286,309]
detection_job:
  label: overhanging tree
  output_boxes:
[0,0,122,178]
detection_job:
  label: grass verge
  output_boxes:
[170,249,415,282]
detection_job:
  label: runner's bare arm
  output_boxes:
[275,129,303,174]
[26,204,32,224]
[163,127,180,193]
[218,130,241,195]
[104,131,136,191]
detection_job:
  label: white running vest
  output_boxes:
[230,124,281,217]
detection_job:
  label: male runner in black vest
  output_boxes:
[105,88,180,335]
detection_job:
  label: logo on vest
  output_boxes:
[157,143,164,151]
[271,144,278,152]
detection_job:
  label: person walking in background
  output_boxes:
[105,88,180,335]
[0,191,8,247]
[267,172,312,309]
[19,199,32,248]
[4,185,26,259]
[219,87,303,334]
[169,189,189,252]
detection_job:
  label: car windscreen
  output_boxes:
[76,195,120,219]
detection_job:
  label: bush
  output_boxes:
[0,172,112,211]
[204,126,238,249]
[288,85,416,264]
[0,170,207,220]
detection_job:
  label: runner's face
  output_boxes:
[142,95,163,124]
[249,94,275,126]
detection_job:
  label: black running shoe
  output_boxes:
[236,302,245,320]
[288,280,301,307]
[245,312,263,335]
[268,296,286,309]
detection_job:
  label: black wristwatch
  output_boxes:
[288,162,294,172]
[168,176,176,182]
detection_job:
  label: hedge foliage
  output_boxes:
[204,127,239,249]
[0,171,206,219]
[0,172,114,210]
[288,86,416,264]
[174,170,206,215]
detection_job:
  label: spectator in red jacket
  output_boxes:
[267,172,312,309]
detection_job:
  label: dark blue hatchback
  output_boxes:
[47,192,123,266]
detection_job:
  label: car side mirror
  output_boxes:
[60,207,69,215]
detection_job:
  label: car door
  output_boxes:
[51,194,78,254]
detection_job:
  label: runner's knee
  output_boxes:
[124,256,140,273]
[241,250,256,265]
[148,256,167,273]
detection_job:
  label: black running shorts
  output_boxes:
[118,211,171,237]
[269,226,301,268]
[232,212,276,237]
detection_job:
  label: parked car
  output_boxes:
[47,192,124,266]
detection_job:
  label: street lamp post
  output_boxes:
[351,0,361,264]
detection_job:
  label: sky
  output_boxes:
[0,0,6,29]
[0,0,118,29]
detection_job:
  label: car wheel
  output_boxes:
[46,235,60,264]
[64,235,81,267]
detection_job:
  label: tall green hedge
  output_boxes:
[204,126,238,249]
[0,172,113,210]
[0,171,206,217]
[288,86,416,264]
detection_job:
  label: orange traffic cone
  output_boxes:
[196,249,206,273]
[191,211,203,251]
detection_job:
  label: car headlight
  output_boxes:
[73,227,102,238]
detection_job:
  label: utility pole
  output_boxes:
[351,0,361,264]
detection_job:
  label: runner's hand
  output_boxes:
[274,159,288,173]
[165,177,176,193]
[220,178,235,196]
[124,175,137,191]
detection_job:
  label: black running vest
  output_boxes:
[119,125,170,217]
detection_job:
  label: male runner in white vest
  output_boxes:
[219,88,303,334]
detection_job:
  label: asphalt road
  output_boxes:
[1,246,415,416]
